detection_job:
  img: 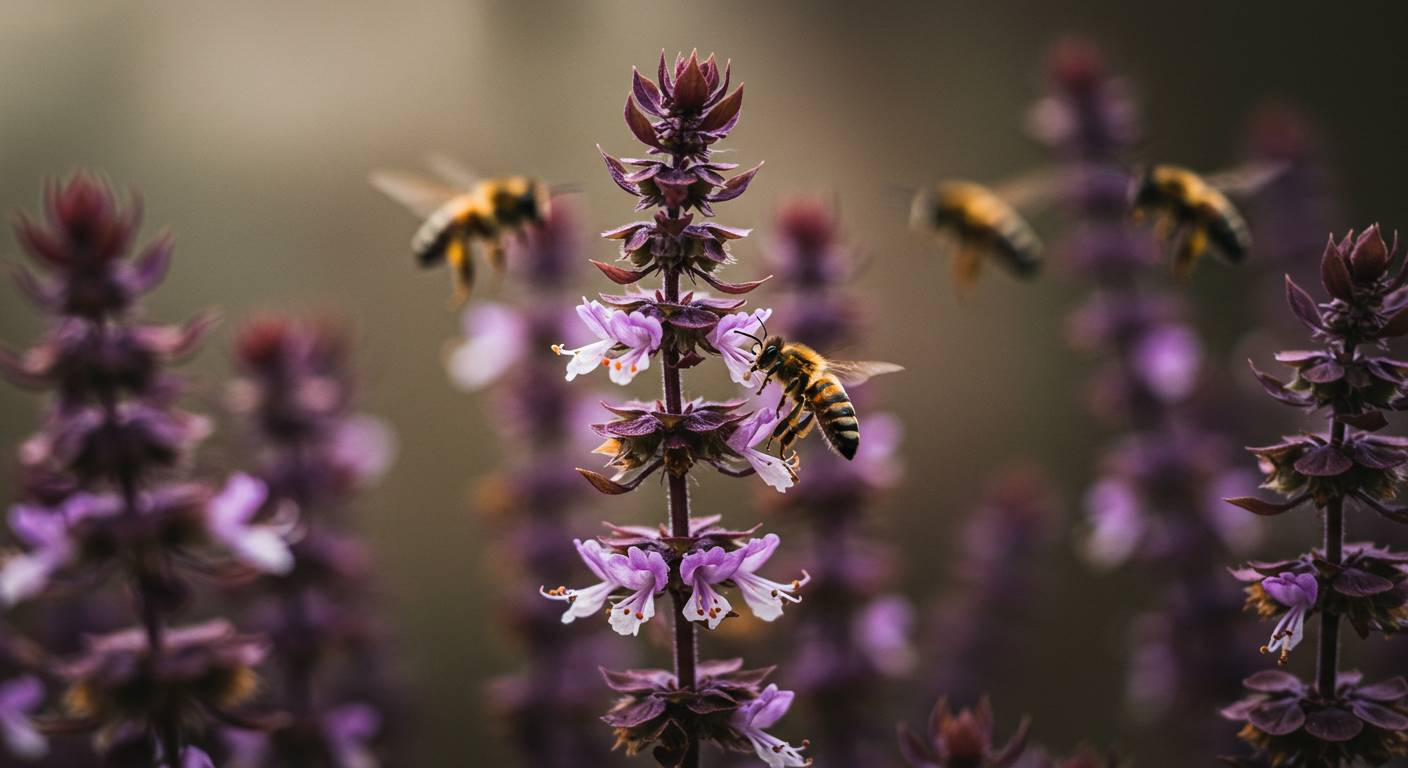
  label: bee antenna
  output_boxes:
[733,330,764,345]
[758,318,769,339]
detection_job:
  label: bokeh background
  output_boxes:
[3,1,1408,765]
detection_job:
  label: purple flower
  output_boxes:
[708,308,772,385]
[542,539,621,624]
[1132,322,1202,403]
[726,408,795,493]
[605,546,669,636]
[206,473,294,575]
[554,299,663,385]
[1081,476,1146,569]
[0,501,77,605]
[0,675,46,759]
[732,534,809,622]
[1260,572,1317,664]
[730,684,809,768]
[680,546,744,629]
[328,415,398,488]
[445,302,528,392]
[856,595,917,677]
[323,703,381,768]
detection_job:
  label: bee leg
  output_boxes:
[779,410,815,457]
[768,401,805,450]
[754,372,774,396]
[950,242,981,294]
[447,236,474,307]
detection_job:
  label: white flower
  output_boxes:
[445,302,527,391]
[731,684,809,767]
[708,308,772,385]
[732,534,808,622]
[679,546,744,630]
[553,299,663,385]
[207,474,295,575]
[0,676,46,759]
[541,539,622,624]
[727,408,795,493]
[604,547,670,637]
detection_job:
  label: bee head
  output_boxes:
[1128,165,1158,208]
[755,335,786,368]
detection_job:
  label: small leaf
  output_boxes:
[1332,567,1395,597]
[1248,698,1305,736]
[1379,305,1408,338]
[691,269,771,295]
[575,468,636,495]
[1248,361,1312,407]
[590,259,655,285]
[1304,707,1363,742]
[631,68,663,116]
[708,162,763,204]
[1352,700,1408,730]
[1338,411,1388,431]
[1285,275,1324,331]
[672,52,710,111]
[1321,237,1355,301]
[1302,359,1345,383]
[1244,670,1306,694]
[1224,495,1307,517]
[624,95,663,150]
[698,84,743,134]
[1293,444,1353,477]
[1356,677,1408,702]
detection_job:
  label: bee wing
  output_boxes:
[828,360,904,387]
[369,171,461,218]
[991,167,1067,213]
[1203,161,1288,197]
[424,153,484,189]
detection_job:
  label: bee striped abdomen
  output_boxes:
[807,375,859,460]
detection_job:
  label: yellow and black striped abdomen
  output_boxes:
[806,374,859,460]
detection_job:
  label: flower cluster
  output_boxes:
[445,202,623,764]
[1026,40,1262,749]
[544,522,808,638]
[1224,225,1408,765]
[543,51,809,767]
[0,174,289,764]
[219,314,400,766]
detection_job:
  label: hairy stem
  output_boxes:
[661,265,699,768]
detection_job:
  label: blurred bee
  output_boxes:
[1129,163,1281,276]
[370,157,551,303]
[740,327,903,461]
[910,179,1045,291]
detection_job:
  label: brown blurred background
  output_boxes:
[3,1,1408,764]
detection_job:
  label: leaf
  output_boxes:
[1380,305,1408,338]
[691,269,771,295]
[1293,444,1353,477]
[697,84,744,134]
[1304,707,1363,742]
[1321,237,1355,301]
[672,52,710,111]
[1224,495,1308,517]
[624,95,663,150]
[1248,361,1312,407]
[575,468,637,495]
[631,67,663,116]
[1248,698,1306,736]
[1244,670,1306,694]
[1332,567,1396,597]
[708,162,763,203]
[1356,677,1408,702]
[1302,359,1345,384]
[601,696,666,728]
[598,145,638,195]
[1285,275,1324,331]
[1338,411,1388,432]
[590,259,656,285]
[1351,700,1408,730]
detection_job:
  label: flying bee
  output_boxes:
[738,326,903,461]
[910,179,1046,291]
[1129,163,1282,276]
[370,157,552,304]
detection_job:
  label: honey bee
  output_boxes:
[370,158,551,303]
[1129,163,1279,275]
[740,327,903,460]
[911,180,1045,291]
